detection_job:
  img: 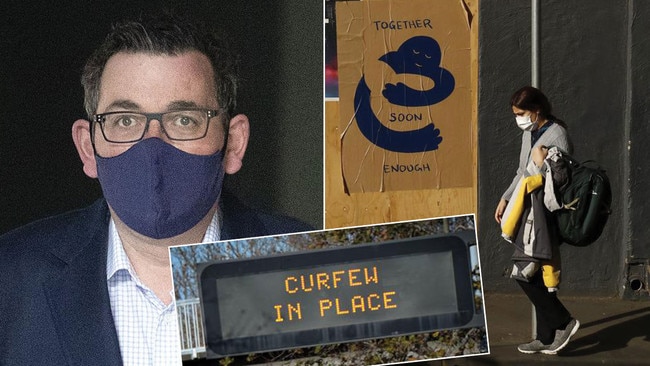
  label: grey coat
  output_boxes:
[501,122,572,202]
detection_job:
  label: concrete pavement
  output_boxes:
[429,293,650,365]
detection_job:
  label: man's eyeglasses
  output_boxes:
[92,109,223,143]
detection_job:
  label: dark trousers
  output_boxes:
[517,271,572,344]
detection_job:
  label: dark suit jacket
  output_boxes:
[0,197,312,365]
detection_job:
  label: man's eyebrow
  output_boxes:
[102,100,205,112]
[166,100,202,110]
[104,100,141,112]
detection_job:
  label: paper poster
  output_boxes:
[336,0,473,192]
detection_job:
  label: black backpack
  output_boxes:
[552,154,612,247]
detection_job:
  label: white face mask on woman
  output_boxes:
[515,114,536,131]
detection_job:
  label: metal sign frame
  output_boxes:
[198,233,476,357]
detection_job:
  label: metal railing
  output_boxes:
[176,298,206,359]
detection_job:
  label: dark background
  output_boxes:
[0,0,323,234]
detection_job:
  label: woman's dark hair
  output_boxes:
[510,86,567,129]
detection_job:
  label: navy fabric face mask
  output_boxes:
[95,138,224,239]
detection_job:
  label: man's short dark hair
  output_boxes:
[81,13,238,119]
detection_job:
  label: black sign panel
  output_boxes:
[198,233,475,357]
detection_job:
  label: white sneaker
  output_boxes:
[542,318,580,355]
[517,339,551,354]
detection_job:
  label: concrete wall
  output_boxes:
[626,0,650,295]
[478,0,649,296]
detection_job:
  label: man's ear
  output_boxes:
[72,119,98,178]
[223,114,249,175]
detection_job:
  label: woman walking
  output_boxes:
[494,86,580,355]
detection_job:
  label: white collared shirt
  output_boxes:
[107,214,220,366]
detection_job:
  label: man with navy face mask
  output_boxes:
[0,14,310,365]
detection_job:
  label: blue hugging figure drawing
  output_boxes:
[380,36,455,107]
[352,36,453,153]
